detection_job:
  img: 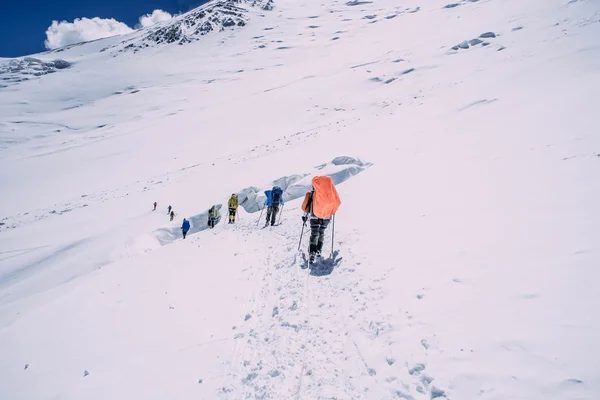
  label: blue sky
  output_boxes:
[1,0,206,57]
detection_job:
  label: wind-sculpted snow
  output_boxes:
[317,156,370,169]
[443,0,481,9]
[451,31,500,51]
[237,156,372,214]
[284,164,366,203]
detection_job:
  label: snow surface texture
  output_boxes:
[1,0,600,398]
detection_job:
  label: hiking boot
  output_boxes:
[309,253,316,264]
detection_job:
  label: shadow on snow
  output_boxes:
[298,250,343,276]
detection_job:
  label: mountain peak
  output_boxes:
[122,0,274,53]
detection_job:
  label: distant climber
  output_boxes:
[301,176,341,264]
[170,210,175,221]
[168,205,172,215]
[181,218,190,239]
[265,186,284,227]
[208,205,219,229]
[153,201,157,211]
[228,193,239,224]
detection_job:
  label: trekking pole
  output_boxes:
[298,216,308,251]
[278,204,285,225]
[257,204,265,226]
[331,214,335,255]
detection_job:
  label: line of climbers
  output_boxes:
[152,202,177,222]
[153,176,341,264]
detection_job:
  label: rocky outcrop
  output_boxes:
[122,0,274,52]
[0,57,72,88]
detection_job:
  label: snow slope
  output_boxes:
[1,0,600,398]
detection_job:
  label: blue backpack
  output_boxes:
[272,186,283,205]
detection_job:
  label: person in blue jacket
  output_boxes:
[181,218,190,239]
[264,186,284,227]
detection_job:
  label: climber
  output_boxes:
[208,205,219,229]
[265,186,284,227]
[228,193,239,224]
[181,218,190,239]
[301,176,341,264]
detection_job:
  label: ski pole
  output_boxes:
[298,216,308,251]
[257,204,265,226]
[331,214,335,255]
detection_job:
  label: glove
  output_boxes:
[302,216,308,223]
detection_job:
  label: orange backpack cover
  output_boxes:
[303,176,341,218]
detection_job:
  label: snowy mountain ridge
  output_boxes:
[0,0,274,88]
[119,0,275,53]
[50,0,275,55]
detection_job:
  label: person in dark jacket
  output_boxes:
[153,201,157,211]
[264,186,284,227]
[168,205,172,215]
[301,190,330,262]
[181,218,190,239]
[208,206,218,229]
[170,210,175,221]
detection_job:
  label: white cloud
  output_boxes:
[45,17,134,50]
[139,9,173,28]
[44,9,174,51]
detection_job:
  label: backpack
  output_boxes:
[272,186,283,205]
[306,176,341,218]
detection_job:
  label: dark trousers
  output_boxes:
[208,217,216,228]
[229,208,237,223]
[182,229,188,239]
[265,205,280,226]
[309,218,330,255]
